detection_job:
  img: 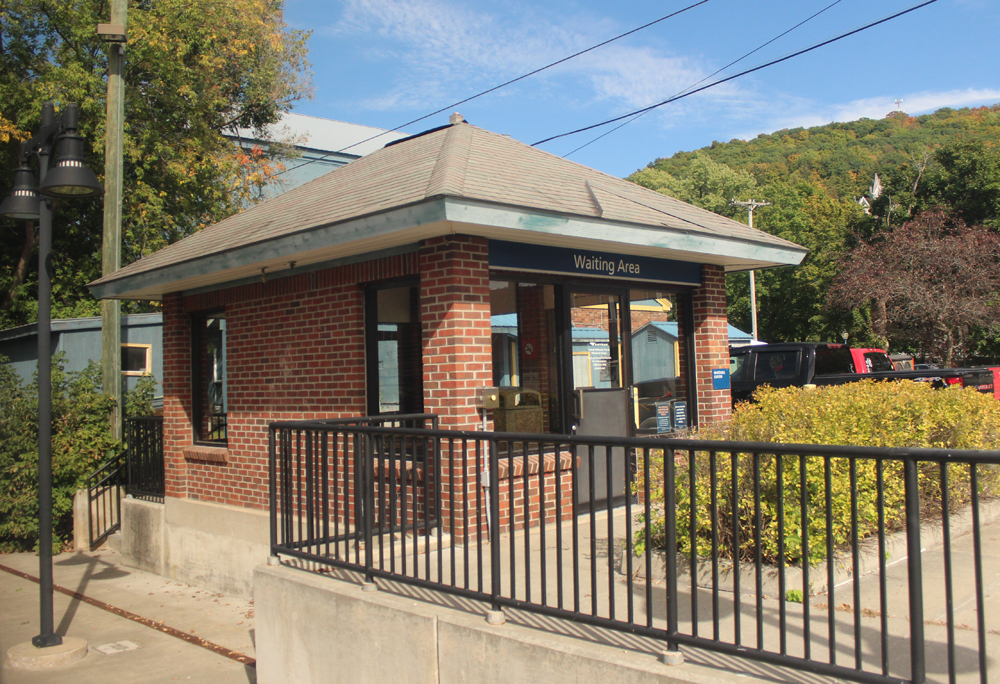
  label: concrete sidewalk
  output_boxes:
[0,547,256,684]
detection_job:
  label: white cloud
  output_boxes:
[324,0,742,114]
[743,88,1000,139]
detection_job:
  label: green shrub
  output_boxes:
[635,381,1000,564]
[0,355,155,553]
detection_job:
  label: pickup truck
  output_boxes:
[850,347,895,373]
[729,342,996,404]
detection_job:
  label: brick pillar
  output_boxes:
[161,292,191,498]
[692,265,732,426]
[419,235,493,429]
[419,235,493,540]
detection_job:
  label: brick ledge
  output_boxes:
[183,445,229,464]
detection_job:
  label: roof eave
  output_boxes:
[88,196,807,301]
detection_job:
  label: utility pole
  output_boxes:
[98,4,127,439]
[730,199,771,341]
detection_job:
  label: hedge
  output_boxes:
[635,380,1000,564]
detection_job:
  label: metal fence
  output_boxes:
[85,450,125,547]
[124,415,164,500]
[268,421,999,684]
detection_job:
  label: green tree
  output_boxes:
[921,139,1000,229]
[732,180,858,342]
[0,356,119,551]
[0,0,311,327]
[630,152,757,219]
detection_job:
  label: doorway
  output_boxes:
[489,279,694,507]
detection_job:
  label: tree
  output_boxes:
[829,211,1000,366]
[731,180,857,343]
[0,0,311,327]
[921,140,1000,229]
[630,152,757,220]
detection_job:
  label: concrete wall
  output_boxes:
[119,496,269,598]
[121,497,166,575]
[255,564,692,684]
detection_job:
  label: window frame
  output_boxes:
[190,309,228,446]
[121,343,153,376]
[364,278,423,417]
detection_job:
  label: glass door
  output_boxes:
[568,289,630,506]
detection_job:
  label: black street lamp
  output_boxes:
[0,101,102,649]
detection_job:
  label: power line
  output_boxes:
[274,0,713,176]
[562,0,845,159]
[534,0,938,148]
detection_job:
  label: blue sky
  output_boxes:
[283,0,1000,178]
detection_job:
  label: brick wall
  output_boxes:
[418,235,493,430]
[692,265,731,426]
[161,253,419,509]
[418,235,493,541]
[494,452,575,534]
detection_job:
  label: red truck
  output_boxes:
[849,347,895,373]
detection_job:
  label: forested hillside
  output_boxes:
[628,105,1000,363]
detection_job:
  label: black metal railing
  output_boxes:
[86,450,126,547]
[124,415,164,500]
[268,422,999,684]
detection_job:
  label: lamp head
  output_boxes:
[0,165,40,220]
[37,132,103,198]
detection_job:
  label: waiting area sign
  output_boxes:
[489,240,702,286]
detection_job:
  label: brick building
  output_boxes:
[89,115,806,596]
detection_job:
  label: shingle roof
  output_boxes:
[89,120,806,300]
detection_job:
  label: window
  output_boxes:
[192,312,227,444]
[365,282,422,415]
[121,344,152,375]
[755,351,799,380]
[863,351,894,373]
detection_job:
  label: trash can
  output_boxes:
[494,388,543,433]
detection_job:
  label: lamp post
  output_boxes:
[0,101,102,649]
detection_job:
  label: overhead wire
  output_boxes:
[273,0,713,176]
[561,0,846,159]
[533,0,939,147]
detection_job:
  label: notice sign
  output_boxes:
[655,402,672,434]
[712,368,731,390]
[673,401,688,432]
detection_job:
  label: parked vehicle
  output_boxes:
[729,342,996,404]
[889,353,914,370]
[850,347,895,373]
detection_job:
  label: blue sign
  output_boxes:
[673,401,688,432]
[712,368,731,390]
[489,240,702,286]
[655,402,672,434]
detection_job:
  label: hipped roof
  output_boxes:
[89,120,806,300]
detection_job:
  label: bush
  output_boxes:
[0,355,156,553]
[635,381,1000,564]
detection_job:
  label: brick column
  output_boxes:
[419,235,493,540]
[419,235,493,430]
[692,265,732,426]
[161,292,191,498]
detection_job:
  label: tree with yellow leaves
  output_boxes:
[0,0,311,325]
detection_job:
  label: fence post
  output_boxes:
[268,427,278,556]
[664,446,679,651]
[489,436,503,616]
[363,432,375,585]
[904,457,926,684]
